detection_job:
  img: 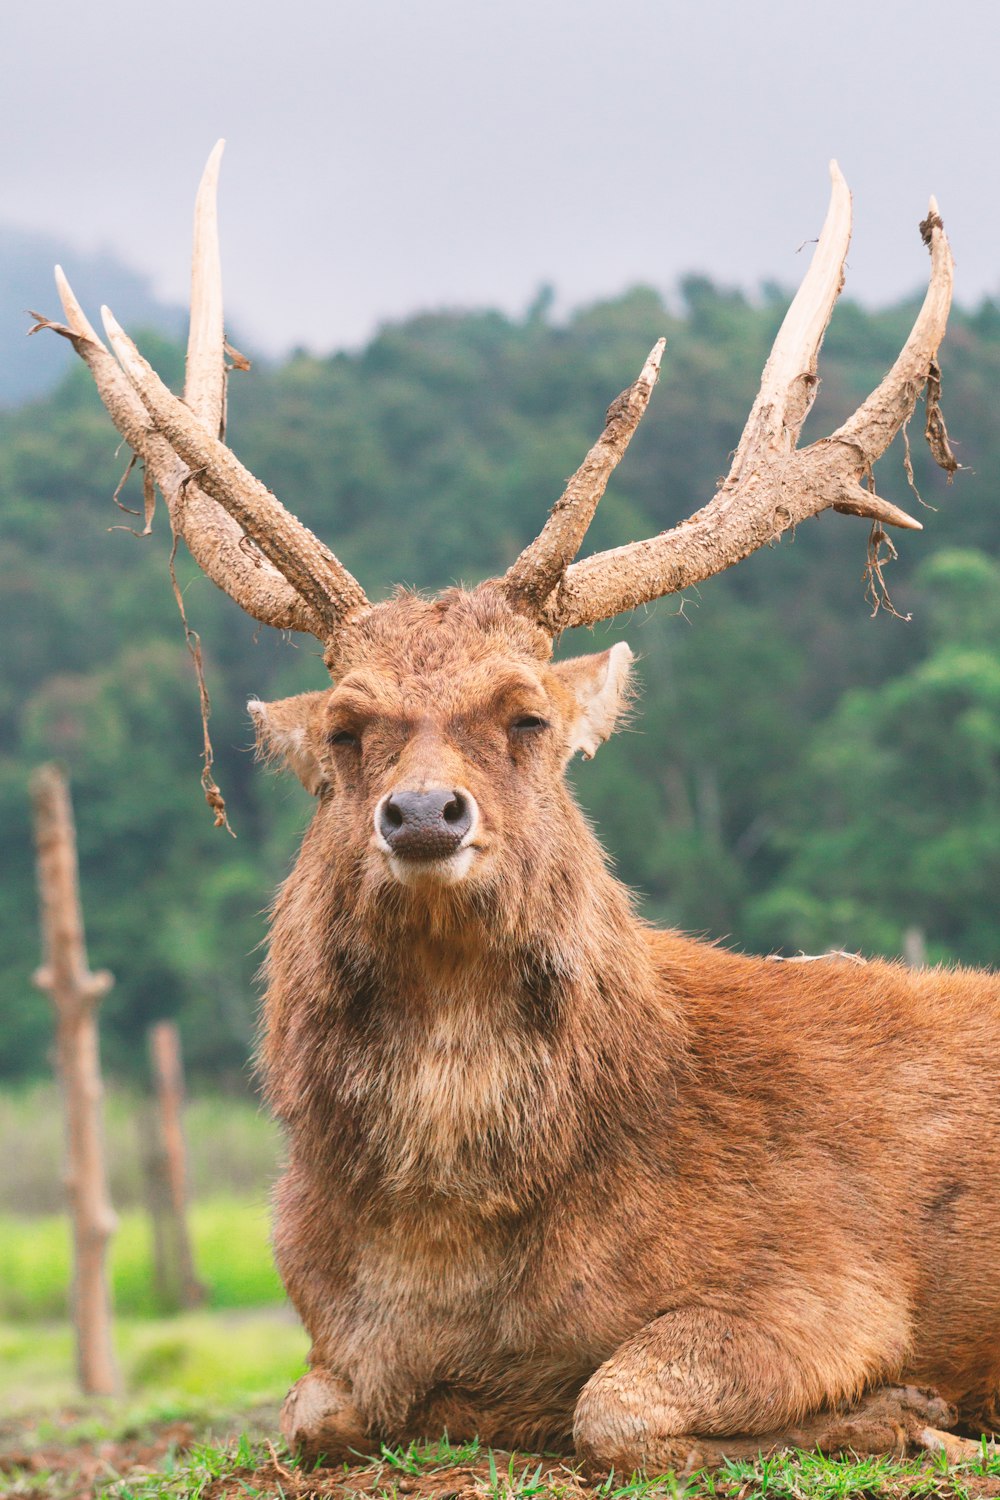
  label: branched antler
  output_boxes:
[100,308,368,636]
[32,141,368,643]
[37,150,956,662]
[500,162,955,633]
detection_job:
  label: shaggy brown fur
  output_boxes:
[255,583,1000,1474]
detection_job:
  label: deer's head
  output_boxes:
[39,142,957,903]
[249,585,634,899]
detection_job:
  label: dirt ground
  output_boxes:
[196,1455,1000,1500]
[4,1408,1000,1500]
[0,1410,193,1498]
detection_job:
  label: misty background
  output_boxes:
[2,0,997,384]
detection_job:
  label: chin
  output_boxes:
[386,846,479,889]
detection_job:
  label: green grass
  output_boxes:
[0,1307,307,1412]
[0,1085,281,1217]
[0,1196,283,1320]
[2,1368,998,1500]
[714,1445,1000,1498]
[83,1431,1000,1499]
[3,1087,997,1498]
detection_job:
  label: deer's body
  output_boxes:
[269,914,1000,1455]
[258,591,1000,1469]
[54,146,990,1469]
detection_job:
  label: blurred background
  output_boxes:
[0,0,997,1414]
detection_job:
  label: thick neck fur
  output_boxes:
[261,788,682,1221]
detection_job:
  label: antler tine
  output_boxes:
[41,266,324,636]
[102,308,370,635]
[185,138,227,436]
[831,197,956,473]
[545,173,951,633]
[54,265,107,349]
[502,339,665,612]
[731,161,852,471]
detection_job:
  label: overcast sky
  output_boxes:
[3,0,997,354]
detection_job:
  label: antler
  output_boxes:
[504,163,956,633]
[502,339,665,611]
[34,141,369,642]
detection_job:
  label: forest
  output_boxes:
[2,277,998,1085]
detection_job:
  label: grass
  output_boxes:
[2,1324,999,1500]
[149,1439,1000,1499]
[5,1426,997,1500]
[0,1307,307,1412]
[0,1196,283,1320]
[0,1308,307,1422]
[0,1084,281,1216]
[3,1089,998,1497]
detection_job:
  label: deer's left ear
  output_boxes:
[248,691,330,795]
[551,642,634,759]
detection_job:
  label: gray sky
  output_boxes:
[3,0,997,354]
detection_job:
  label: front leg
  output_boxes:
[574,1306,811,1471]
[280,1368,377,1464]
[573,1307,953,1474]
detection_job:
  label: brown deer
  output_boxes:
[43,143,1000,1475]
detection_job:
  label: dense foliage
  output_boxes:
[2,282,997,1083]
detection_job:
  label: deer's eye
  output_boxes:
[510,714,549,735]
[328,729,359,749]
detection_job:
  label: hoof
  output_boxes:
[574,1395,710,1477]
[577,1436,713,1479]
[808,1384,960,1459]
[279,1369,373,1464]
[574,1384,965,1476]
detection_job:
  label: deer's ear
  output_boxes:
[551,642,634,759]
[248,692,330,795]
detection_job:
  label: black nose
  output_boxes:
[378,788,473,860]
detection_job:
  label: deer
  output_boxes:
[39,141,1000,1476]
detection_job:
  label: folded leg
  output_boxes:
[573,1307,956,1474]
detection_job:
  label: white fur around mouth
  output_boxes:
[386,845,478,887]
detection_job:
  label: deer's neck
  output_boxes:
[263,824,680,1214]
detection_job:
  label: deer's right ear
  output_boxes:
[248,692,330,796]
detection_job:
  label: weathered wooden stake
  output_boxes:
[142,1020,205,1310]
[904,926,928,969]
[31,763,119,1397]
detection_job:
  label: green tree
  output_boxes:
[746,551,1000,963]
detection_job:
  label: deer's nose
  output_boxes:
[377,788,475,860]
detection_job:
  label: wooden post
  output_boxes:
[143,1021,206,1310]
[904,926,928,969]
[30,763,119,1397]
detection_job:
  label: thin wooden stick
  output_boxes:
[144,1021,206,1310]
[31,763,119,1397]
